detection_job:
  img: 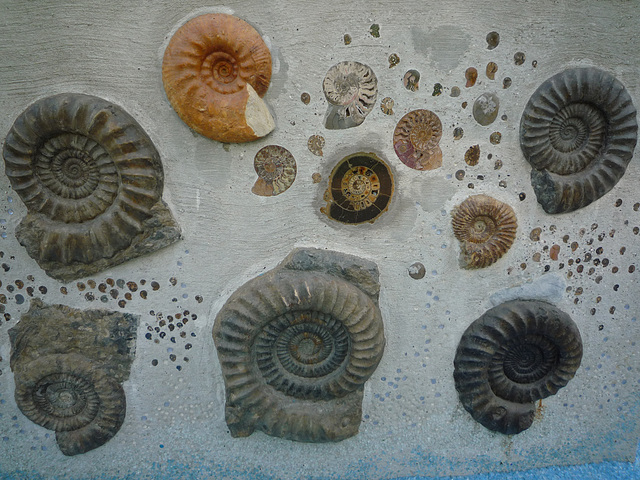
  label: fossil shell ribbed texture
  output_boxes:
[212,248,385,442]
[454,300,583,434]
[323,61,378,129]
[520,68,638,213]
[323,152,394,225]
[162,13,275,143]
[452,194,517,268]
[251,145,296,196]
[393,109,443,170]
[2,93,180,281]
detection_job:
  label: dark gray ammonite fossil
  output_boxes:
[520,67,637,213]
[13,353,126,455]
[453,300,582,435]
[213,269,385,442]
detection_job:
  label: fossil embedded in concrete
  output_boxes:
[251,145,296,196]
[9,299,138,455]
[212,248,385,442]
[162,13,275,143]
[473,93,500,126]
[454,300,582,434]
[323,61,378,129]
[520,68,637,213]
[2,93,181,282]
[393,109,443,170]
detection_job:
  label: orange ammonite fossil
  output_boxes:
[162,13,275,143]
[452,194,517,268]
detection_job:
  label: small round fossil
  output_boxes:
[486,62,498,80]
[473,92,500,126]
[380,97,394,115]
[452,194,517,268]
[403,69,420,92]
[323,61,378,129]
[307,135,325,157]
[393,109,443,171]
[465,67,478,87]
[251,145,296,196]
[323,152,394,225]
[486,31,500,50]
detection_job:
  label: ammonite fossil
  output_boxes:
[13,353,125,456]
[473,93,500,126]
[212,248,385,442]
[453,300,582,434]
[393,109,443,170]
[162,13,275,143]
[2,93,180,281]
[251,145,296,196]
[452,195,517,268]
[322,152,394,225]
[520,67,638,213]
[323,61,378,129]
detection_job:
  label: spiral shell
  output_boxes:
[13,353,126,455]
[213,268,385,442]
[453,300,583,434]
[452,195,517,268]
[3,93,179,280]
[323,61,378,129]
[520,67,638,213]
[251,145,296,196]
[322,152,394,225]
[393,109,443,170]
[162,13,275,143]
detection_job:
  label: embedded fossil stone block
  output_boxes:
[453,300,582,435]
[162,13,275,143]
[323,61,378,129]
[9,299,138,455]
[212,248,385,442]
[520,67,638,214]
[2,93,181,282]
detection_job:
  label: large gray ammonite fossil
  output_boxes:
[13,353,126,456]
[453,300,582,435]
[213,251,385,442]
[520,67,637,213]
[323,61,378,129]
[2,93,180,281]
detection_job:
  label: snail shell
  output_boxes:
[393,109,443,170]
[213,269,385,442]
[251,145,296,196]
[162,13,275,143]
[454,300,582,434]
[323,61,378,129]
[13,353,126,455]
[2,93,172,274]
[520,67,638,213]
[452,194,517,268]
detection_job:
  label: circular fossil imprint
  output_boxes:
[2,93,164,265]
[454,300,582,434]
[323,61,378,129]
[251,145,296,196]
[393,109,443,170]
[13,353,126,455]
[322,152,394,225]
[162,13,275,142]
[473,93,499,126]
[520,67,637,213]
[452,194,517,268]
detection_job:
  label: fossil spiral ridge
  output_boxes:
[393,109,443,170]
[2,93,180,280]
[453,300,582,435]
[251,145,296,196]
[162,13,275,143]
[213,267,385,442]
[452,195,517,268]
[520,67,638,213]
[323,61,378,129]
[13,353,126,456]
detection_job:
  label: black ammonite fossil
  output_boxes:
[213,269,385,442]
[13,353,126,455]
[453,300,583,435]
[322,152,394,225]
[2,93,174,278]
[520,67,637,213]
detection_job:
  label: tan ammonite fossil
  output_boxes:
[393,109,443,170]
[162,13,275,143]
[452,194,517,268]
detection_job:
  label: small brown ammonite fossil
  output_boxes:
[323,61,378,129]
[162,13,275,143]
[322,152,394,225]
[393,109,443,170]
[452,194,517,268]
[251,145,296,197]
